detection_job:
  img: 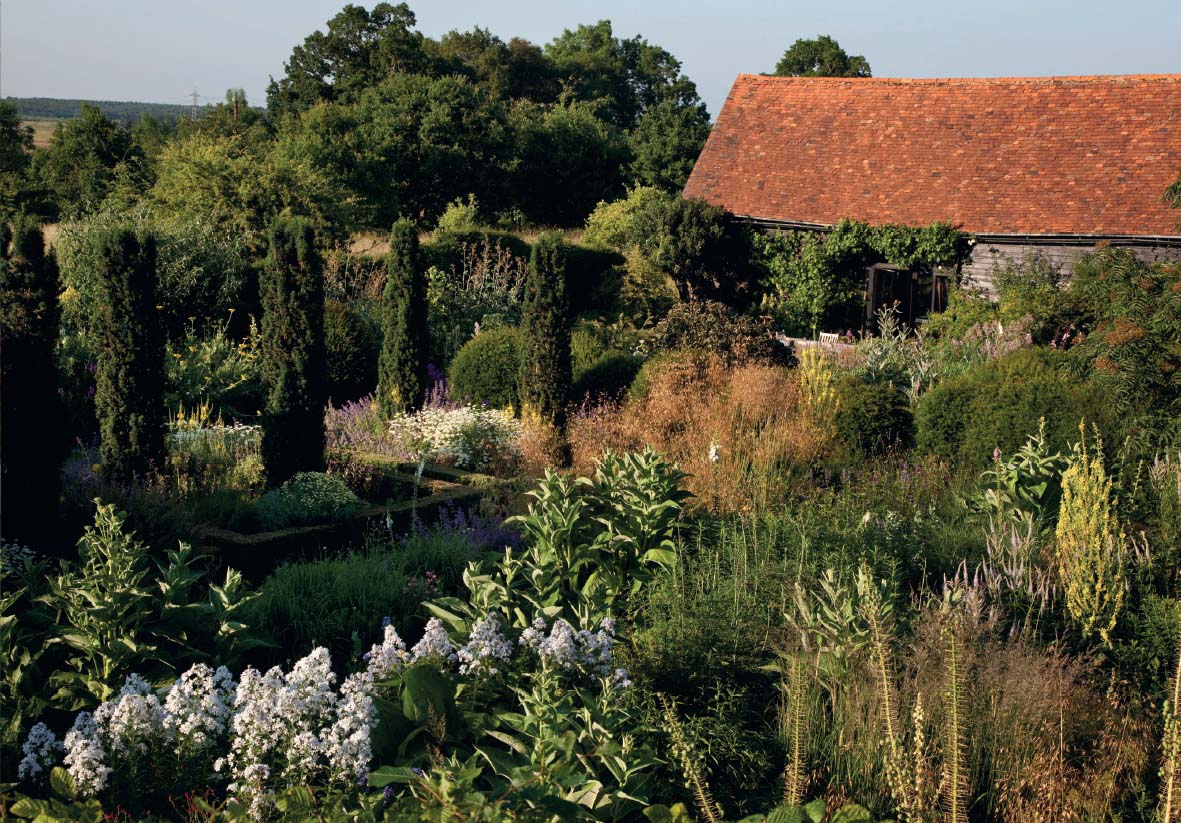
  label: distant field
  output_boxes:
[24,118,61,149]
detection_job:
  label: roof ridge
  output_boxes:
[735,72,1181,84]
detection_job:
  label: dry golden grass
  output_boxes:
[568,355,836,513]
[23,118,60,149]
[347,231,391,258]
[346,227,585,258]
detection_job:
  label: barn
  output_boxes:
[684,73,1181,323]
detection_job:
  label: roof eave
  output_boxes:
[734,215,1181,247]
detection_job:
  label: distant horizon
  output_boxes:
[3,0,1180,120]
[12,67,1181,115]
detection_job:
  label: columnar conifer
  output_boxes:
[260,217,326,487]
[0,216,64,536]
[377,219,427,417]
[92,226,166,483]
[519,231,571,429]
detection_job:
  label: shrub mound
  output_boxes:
[835,377,913,455]
[914,348,1114,466]
[573,353,642,402]
[448,326,522,409]
[654,300,792,366]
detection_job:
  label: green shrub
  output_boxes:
[562,243,624,317]
[571,324,613,374]
[993,252,1079,342]
[421,229,531,274]
[654,300,792,366]
[423,233,529,367]
[1068,249,1181,444]
[448,326,523,409]
[584,186,669,251]
[92,225,167,483]
[434,194,481,234]
[259,216,327,487]
[253,471,361,531]
[243,524,480,665]
[914,348,1114,467]
[56,209,249,341]
[573,353,641,402]
[324,299,379,404]
[834,377,913,455]
[923,284,1000,340]
[166,318,263,421]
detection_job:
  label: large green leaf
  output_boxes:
[368,764,419,788]
[49,767,77,800]
[829,804,873,823]
[766,805,806,823]
[400,664,455,724]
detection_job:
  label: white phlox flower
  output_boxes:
[62,712,111,797]
[364,623,411,681]
[457,614,514,676]
[17,722,61,782]
[410,617,459,666]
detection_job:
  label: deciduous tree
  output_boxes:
[774,35,872,78]
[628,97,711,191]
[32,103,139,218]
[0,101,35,221]
[265,2,429,115]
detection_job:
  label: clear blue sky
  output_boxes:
[2,0,1179,119]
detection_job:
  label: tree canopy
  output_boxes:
[774,35,872,78]
[22,6,714,232]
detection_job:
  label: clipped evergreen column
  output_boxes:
[377,218,427,418]
[519,231,572,429]
[0,216,64,537]
[92,226,166,483]
[260,216,327,487]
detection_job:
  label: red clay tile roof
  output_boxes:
[684,74,1181,237]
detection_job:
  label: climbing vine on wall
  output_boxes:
[751,219,972,336]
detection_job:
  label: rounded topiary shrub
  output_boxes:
[835,376,913,455]
[573,353,642,402]
[325,299,380,404]
[448,326,522,409]
[914,347,1116,467]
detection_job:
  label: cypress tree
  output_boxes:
[1,216,64,538]
[377,218,427,418]
[519,231,572,429]
[260,216,326,487]
[92,226,166,483]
